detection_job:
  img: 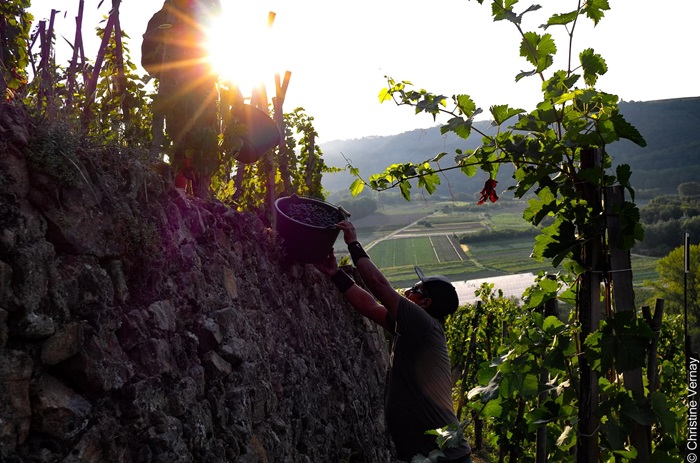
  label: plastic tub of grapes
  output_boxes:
[274,195,350,263]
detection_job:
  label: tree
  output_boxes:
[678,181,700,197]
[335,196,377,220]
[649,244,700,351]
[652,245,700,311]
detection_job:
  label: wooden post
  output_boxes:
[456,301,482,420]
[41,10,57,117]
[65,0,85,112]
[81,8,117,129]
[577,147,603,463]
[605,185,650,462]
[536,291,558,463]
[111,0,129,121]
[274,70,293,195]
[305,132,316,192]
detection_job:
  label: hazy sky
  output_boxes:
[29,0,700,142]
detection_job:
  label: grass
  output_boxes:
[631,254,659,286]
[370,237,436,267]
[468,239,550,274]
[489,213,538,231]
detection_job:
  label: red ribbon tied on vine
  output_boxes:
[477,178,499,205]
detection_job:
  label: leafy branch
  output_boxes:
[347,1,683,461]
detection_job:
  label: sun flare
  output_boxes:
[205,5,276,97]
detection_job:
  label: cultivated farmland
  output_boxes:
[337,200,659,293]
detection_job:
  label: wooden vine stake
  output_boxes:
[263,12,291,215]
[81,1,120,129]
[606,185,650,462]
[272,70,291,194]
[577,147,603,463]
[65,0,86,111]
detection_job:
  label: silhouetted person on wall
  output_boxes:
[142,0,221,198]
[314,220,472,462]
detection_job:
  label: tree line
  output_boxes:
[635,182,700,256]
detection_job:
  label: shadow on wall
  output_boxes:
[0,104,393,462]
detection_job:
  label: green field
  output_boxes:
[338,202,659,291]
[468,239,552,274]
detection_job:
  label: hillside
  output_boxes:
[0,104,393,462]
[319,97,700,198]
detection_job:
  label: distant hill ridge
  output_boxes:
[319,97,700,197]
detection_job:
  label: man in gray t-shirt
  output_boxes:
[314,220,471,462]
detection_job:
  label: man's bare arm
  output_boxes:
[342,283,395,332]
[335,221,402,319]
[312,246,396,331]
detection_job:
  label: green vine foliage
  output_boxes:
[216,105,336,212]
[86,27,153,148]
[349,0,685,460]
[353,0,647,268]
[285,107,332,199]
[212,104,340,211]
[443,283,686,462]
[0,0,32,100]
[15,9,153,149]
[9,5,331,212]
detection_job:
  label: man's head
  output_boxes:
[407,266,459,320]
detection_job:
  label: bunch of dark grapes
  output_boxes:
[285,203,344,227]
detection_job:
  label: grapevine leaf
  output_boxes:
[482,397,503,418]
[520,373,539,398]
[399,180,411,201]
[429,152,448,163]
[455,94,477,116]
[468,370,503,402]
[651,392,678,435]
[459,161,478,178]
[615,201,644,250]
[602,418,627,450]
[583,0,611,25]
[615,164,633,200]
[611,112,647,147]
[621,395,655,426]
[492,3,518,23]
[584,312,654,373]
[378,87,392,103]
[556,426,573,446]
[417,172,440,195]
[515,69,538,82]
[490,104,524,125]
[520,32,556,72]
[579,48,608,86]
[349,178,364,197]
[544,10,579,28]
[524,279,559,310]
[442,116,473,139]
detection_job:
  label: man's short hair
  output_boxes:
[414,266,459,319]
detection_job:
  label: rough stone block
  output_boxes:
[0,350,32,455]
[41,322,85,365]
[30,373,91,439]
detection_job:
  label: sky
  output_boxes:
[28,0,700,142]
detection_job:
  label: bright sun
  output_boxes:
[205,5,276,97]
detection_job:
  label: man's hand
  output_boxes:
[313,249,339,276]
[335,220,358,245]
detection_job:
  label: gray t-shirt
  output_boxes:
[385,297,471,461]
